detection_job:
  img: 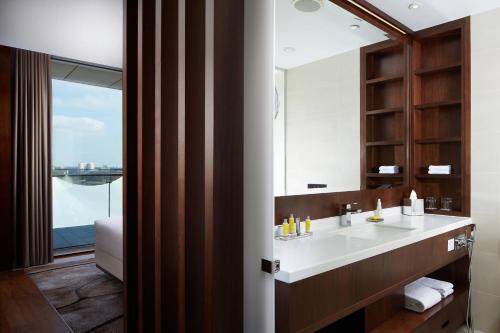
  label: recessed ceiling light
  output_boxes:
[292,0,325,13]
[283,47,296,53]
[408,2,421,10]
[350,18,362,30]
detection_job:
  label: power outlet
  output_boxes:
[447,238,455,252]
[455,234,467,249]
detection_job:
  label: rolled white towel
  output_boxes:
[379,170,399,174]
[404,281,442,313]
[442,288,454,299]
[379,166,400,174]
[416,277,454,296]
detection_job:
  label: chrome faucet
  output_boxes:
[339,203,362,227]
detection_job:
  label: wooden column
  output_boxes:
[124,0,243,331]
[124,0,186,331]
[185,0,244,331]
[0,46,13,271]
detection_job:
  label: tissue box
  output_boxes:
[403,198,424,216]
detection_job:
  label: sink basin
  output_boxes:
[331,223,415,241]
[374,223,416,231]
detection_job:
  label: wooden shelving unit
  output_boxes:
[368,287,468,333]
[366,75,404,85]
[361,40,410,190]
[411,18,471,216]
[415,174,461,180]
[414,99,461,110]
[366,173,404,178]
[366,140,405,146]
[415,137,461,144]
[366,107,404,116]
[365,255,471,333]
[414,62,462,76]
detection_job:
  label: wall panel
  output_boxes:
[0,46,13,271]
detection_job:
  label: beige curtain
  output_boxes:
[13,49,53,267]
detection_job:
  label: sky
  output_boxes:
[52,79,122,168]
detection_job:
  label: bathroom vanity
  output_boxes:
[275,210,473,332]
[274,2,471,331]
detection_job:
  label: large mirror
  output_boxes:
[274,0,404,196]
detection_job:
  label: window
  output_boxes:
[51,63,122,252]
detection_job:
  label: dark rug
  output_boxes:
[30,262,123,333]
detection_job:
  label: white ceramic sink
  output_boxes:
[331,223,415,240]
[375,223,417,231]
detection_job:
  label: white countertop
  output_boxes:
[274,207,472,283]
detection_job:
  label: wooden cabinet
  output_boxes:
[275,226,472,333]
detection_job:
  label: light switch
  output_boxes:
[447,238,455,252]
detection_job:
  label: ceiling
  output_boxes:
[276,0,387,69]
[366,0,500,31]
[51,59,122,90]
[0,0,122,68]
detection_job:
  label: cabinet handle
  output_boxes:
[441,319,450,329]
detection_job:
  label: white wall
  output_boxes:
[274,69,286,196]
[244,0,275,332]
[285,49,360,195]
[471,8,500,333]
[0,0,122,68]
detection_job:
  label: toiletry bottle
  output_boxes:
[282,219,289,237]
[296,217,301,235]
[275,225,282,237]
[289,214,295,234]
[305,216,311,233]
[375,198,382,218]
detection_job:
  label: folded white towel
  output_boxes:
[416,277,454,295]
[379,166,400,174]
[429,165,452,171]
[442,288,454,299]
[404,281,442,313]
[379,170,399,174]
[428,170,451,175]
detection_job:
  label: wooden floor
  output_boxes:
[0,270,71,333]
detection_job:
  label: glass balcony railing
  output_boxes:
[52,169,122,250]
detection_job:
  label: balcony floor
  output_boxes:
[53,225,95,250]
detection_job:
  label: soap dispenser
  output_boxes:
[375,198,382,217]
[367,198,383,222]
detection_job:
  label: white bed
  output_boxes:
[94,217,123,281]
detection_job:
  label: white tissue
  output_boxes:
[410,190,418,200]
[404,190,424,216]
